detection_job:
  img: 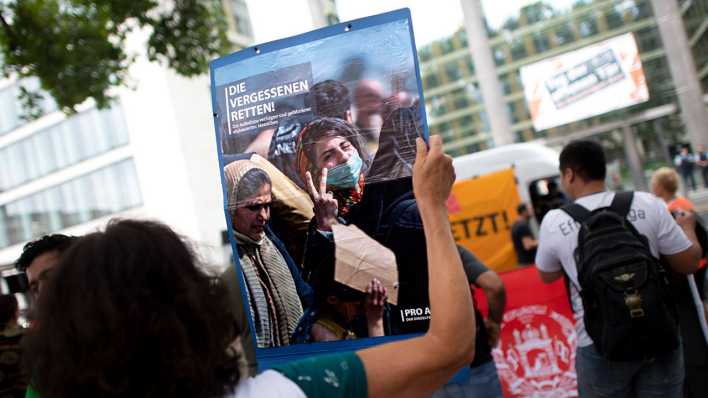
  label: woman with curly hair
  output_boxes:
[23,136,476,398]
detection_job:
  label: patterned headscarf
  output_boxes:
[295,117,370,215]
[223,159,261,214]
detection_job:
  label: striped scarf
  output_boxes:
[234,230,303,348]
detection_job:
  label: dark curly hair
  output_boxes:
[15,234,77,272]
[22,219,240,398]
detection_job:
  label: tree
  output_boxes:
[0,0,231,117]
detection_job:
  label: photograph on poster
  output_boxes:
[211,10,432,350]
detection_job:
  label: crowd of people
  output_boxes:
[1,70,706,398]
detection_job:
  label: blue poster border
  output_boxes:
[208,8,436,371]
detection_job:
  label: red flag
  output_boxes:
[474,266,578,397]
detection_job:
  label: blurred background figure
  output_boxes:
[511,203,538,267]
[651,167,696,214]
[697,144,708,189]
[0,294,26,398]
[675,146,698,192]
[354,79,385,148]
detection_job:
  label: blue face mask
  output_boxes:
[326,152,363,189]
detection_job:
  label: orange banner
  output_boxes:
[448,168,521,273]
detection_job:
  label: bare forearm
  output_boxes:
[486,291,506,325]
[682,227,703,266]
[419,203,475,354]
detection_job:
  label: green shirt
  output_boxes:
[273,352,368,398]
[24,386,38,398]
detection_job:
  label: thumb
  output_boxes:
[415,137,428,165]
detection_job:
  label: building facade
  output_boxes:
[0,1,256,286]
[309,0,340,27]
[420,0,708,157]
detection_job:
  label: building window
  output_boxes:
[419,46,432,63]
[555,23,575,45]
[578,16,599,38]
[439,38,455,54]
[464,143,481,154]
[454,95,469,111]
[445,62,462,82]
[635,26,662,52]
[0,77,57,136]
[230,0,253,38]
[465,57,476,75]
[635,0,651,19]
[456,29,469,48]
[424,73,440,90]
[493,47,507,66]
[508,102,520,123]
[0,105,129,193]
[532,33,551,53]
[0,159,142,248]
[499,74,513,95]
[510,38,528,61]
[605,6,625,29]
[431,97,447,117]
[479,111,491,132]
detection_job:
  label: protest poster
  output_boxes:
[474,266,578,397]
[209,9,431,366]
[448,168,521,273]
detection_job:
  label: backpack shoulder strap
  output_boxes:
[610,191,634,218]
[561,203,591,223]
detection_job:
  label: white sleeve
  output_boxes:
[653,197,693,255]
[535,212,562,272]
[230,370,307,398]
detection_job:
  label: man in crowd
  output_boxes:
[0,294,25,398]
[511,203,538,266]
[304,79,353,123]
[696,144,708,189]
[15,234,77,301]
[433,246,506,398]
[675,146,697,191]
[536,140,701,397]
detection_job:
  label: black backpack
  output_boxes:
[561,191,679,361]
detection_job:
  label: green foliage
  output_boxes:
[0,0,231,117]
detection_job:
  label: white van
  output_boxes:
[452,142,563,225]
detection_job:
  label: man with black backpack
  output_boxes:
[535,140,702,397]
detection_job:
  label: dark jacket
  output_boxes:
[302,177,431,335]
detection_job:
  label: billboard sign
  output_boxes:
[520,33,649,131]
